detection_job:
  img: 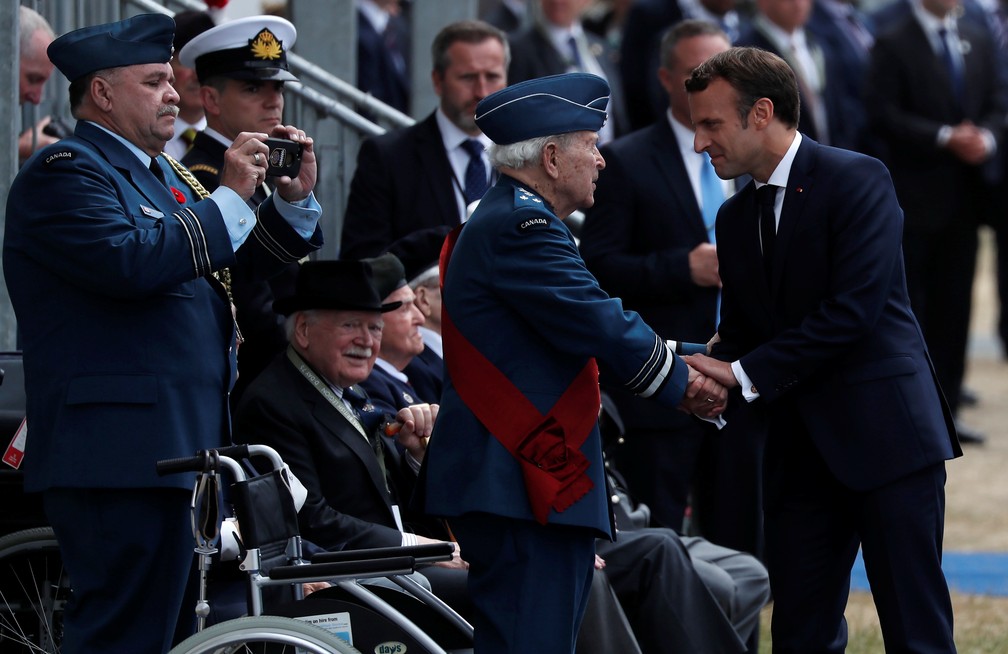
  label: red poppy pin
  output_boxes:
[204,0,229,8]
[171,186,186,204]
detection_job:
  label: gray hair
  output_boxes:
[488,132,577,170]
[283,309,318,342]
[19,6,55,56]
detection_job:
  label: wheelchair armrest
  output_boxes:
[269,555,417,581]
[312,542,455,566]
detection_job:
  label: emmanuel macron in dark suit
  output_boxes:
[686,48,960,652]
[340,20,509,260]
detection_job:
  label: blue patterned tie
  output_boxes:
[462,139,489,205]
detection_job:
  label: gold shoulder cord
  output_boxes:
[162,153,233,302]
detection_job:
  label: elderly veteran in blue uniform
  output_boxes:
[416,72,727,654]
[3,13,322,654]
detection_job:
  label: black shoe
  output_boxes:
[960,387,980,407]
[955,421,986,446]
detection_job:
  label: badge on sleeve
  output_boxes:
[140,205,165,218]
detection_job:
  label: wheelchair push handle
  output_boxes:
[155,445,251,476]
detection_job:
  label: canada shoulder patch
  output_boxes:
[43,150,74,165]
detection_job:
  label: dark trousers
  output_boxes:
[903,220,978,414]
[763,418,955,654]
[450,513,596,654]
[44,487,195,654]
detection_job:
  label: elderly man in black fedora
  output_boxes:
[233,260,470,615]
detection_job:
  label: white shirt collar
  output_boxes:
[912,0,958,40]
[761,131,802,191]
[436,108,490,152]
[419,326,443,359]
[375,357,409,382]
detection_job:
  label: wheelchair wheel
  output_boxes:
[0,527,67,653]
[169,615,362,654]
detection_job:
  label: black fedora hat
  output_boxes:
[273,260,402,316]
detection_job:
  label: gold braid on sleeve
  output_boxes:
[162,153,233,303]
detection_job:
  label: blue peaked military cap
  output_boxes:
[47,13,175,82]
[474,73,610,145]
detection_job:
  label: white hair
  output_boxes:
[487,132,577,170]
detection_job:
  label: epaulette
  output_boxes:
[187,163,219,176]
[513,186,545,209]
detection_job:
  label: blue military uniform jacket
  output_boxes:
[418,175,691,538]
[3,121,322,491]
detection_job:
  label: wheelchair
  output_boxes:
[157,443,473,654]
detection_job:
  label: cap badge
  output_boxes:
[250,28,283,61]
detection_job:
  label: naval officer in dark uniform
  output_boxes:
[417,72,727,654]
[3,13,323,653]
[179,15,306,405]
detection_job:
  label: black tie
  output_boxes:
[344,385,390,491]
[937,28,964,104]
[462,139,489,205]
[149,158,168,189]
[758,184,778,282]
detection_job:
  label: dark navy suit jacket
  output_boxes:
[341,112,459,259]
[713,136,961,490]
[3,121,322,492]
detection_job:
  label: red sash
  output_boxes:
[439,225,600,524]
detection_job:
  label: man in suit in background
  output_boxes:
[506,0,629,143]
[356,0,411,114]
[180,15,306,406]
[620,0,745,131]
[580,20,732,533]
[340,20,509,259]
[3,14,322,652]
[736,0,849,147]
[866,0,1004,445]
[686,47,961,652]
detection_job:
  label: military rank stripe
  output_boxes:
[627,334,674,398]
[249,211,301,262]
[171,207,212,277]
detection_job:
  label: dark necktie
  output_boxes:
[567,35,584,71]
[937,28,964,104]
[462,139,489,205]
[149,158,169,189]
[344,385,390,491]
[758,184,778,282]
